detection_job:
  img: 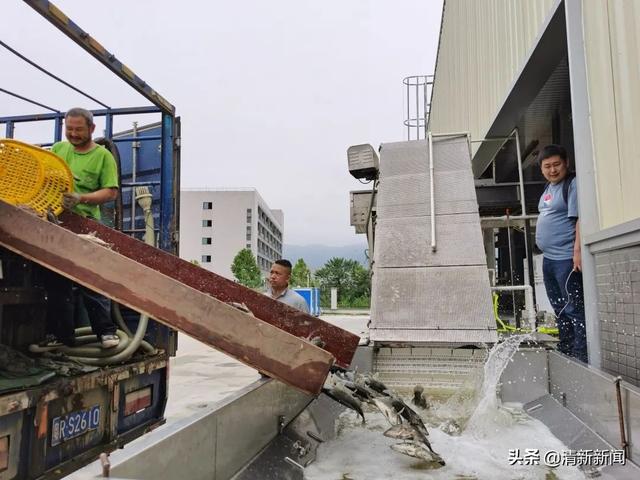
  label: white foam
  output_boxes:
[306,336,586,479]
[306,404,584,479]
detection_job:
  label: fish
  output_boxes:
[330,365,355,382]
[325,369,376,404]
[439,419,462,436]
[372,397,403,426]
[363,375,390,395]
[342,380,376,403]
[390,442,446,466]
[412,385,429,409]
[383,424,417,440]
[388,397,435,450]
[390,398,429,435]
[323,385,365,422]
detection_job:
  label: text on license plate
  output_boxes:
[51,405,101,446]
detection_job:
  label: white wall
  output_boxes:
[179,189,283,280]
[429,0,555,152]
[583,0,640,229]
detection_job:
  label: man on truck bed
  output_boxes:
[266,259,310,313]
[40,107,121,349]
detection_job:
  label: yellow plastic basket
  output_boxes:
[0,139,73,215]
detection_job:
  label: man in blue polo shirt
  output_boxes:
[535,144,587,363]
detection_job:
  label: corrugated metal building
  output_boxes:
[429,0,640,383]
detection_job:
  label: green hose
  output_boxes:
[494,292,518,332]
[493,292,559,335]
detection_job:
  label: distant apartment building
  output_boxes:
[179,188,284,280]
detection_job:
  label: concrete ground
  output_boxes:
[165,313,369,423]
[164,334,259,423]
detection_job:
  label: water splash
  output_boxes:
[308,334,589,479]
[465,333,532,434]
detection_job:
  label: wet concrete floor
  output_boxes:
[164,313,369,424]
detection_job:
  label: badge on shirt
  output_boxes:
[543,193,552,205]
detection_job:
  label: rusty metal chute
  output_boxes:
[0,201,360,395]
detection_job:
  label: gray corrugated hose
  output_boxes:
[32,187,159,365]
[67,315,155,366]
[71,186,159,364]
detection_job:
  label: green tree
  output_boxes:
[314,257,370,308]
[290,258,312,287]
[231,249,263,288]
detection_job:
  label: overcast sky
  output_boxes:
[2,0,443,246]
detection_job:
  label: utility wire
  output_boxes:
[0,87,59,113]
[0,40,110,109]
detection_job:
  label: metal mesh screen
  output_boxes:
[374,214,486,268]
[370,136,497,344]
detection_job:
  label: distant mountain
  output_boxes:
[284,243,368,270]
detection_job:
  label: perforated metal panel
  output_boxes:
[376,200,480,219]
[373,215,486,268]
[370,266,495,329]
[376,172,478,216]
[380,138,472,177]
[370,137,497,344]
[370,329,498,344]
[432,136,474,173]
[373,347,488,390]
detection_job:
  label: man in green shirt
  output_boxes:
[42,108,120,348]
[52,109,119,219]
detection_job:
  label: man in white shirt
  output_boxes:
[266,259,310,314]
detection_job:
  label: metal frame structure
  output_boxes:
[564,0,601,368]
[22,0,174,115]
[0,5,180,476]
[403,74,433,140]
[427,131,436,251]
[0,1,179,253]
[469,130,537,303]
[1,110,178,253]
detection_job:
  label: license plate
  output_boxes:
[51,405,101,446]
